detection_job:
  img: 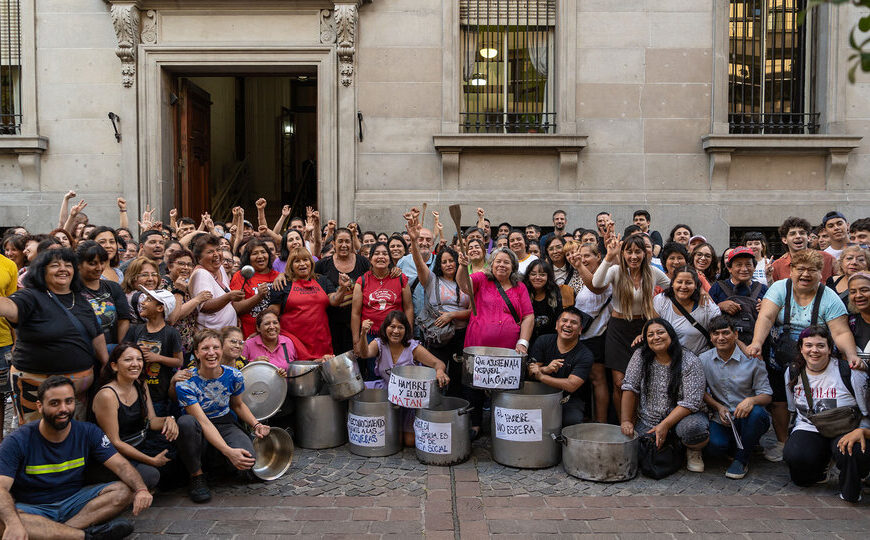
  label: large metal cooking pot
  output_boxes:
[320,352,364,400]
[456,346,527,391]
[347,388,401,457]
[240,361,288,421]
[556,423,638,482]
[286,361,323,397]
[388,365,442,409]
[252,427,294,481]
[414,397,472,466]
[491,381,562,469]
[292,392,348,449]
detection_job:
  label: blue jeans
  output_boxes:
[15,482,113,523]
[706,405,770,464]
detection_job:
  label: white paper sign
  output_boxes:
[494,406,543,442]
[347,413,386,448]
[414,418,452,454]
[471,355,522,389]
[388,373,433,409]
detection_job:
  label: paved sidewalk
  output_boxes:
[127,436,870,539]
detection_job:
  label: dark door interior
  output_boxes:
[177,78,212,219]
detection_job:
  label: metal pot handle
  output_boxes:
[285,366,320,379]
[457,405,474,416]
[550,433,567,446]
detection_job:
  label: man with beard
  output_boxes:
[0,376,151,539]
[538,210,568,251]
[121,230,166,276]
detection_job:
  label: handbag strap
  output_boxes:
[495,281,521,324]
[281,342,291,364]
[586,295,612,327]
[47,291,96,356]
[782,279,824,330]
[672,299,713,348]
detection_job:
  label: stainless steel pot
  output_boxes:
[347,388,401,457]
[292,393,348,449]
[286,361,323,397]
[556,423,638,482]
[388,365,442,409]
[252,427,294,481]
[240,361,288,421]
[491,381,562,469]
[320,352,364,400]
[455,346,527,391]
[414,397,472,466]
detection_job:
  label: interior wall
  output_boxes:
[186,77,236,205]
[245,77,293,203]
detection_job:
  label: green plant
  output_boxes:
[803,0,870,82]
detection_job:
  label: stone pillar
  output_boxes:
[334,2,363,224]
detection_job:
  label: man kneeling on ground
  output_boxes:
[0,376,151,539]
[700,316,773,479]
[528,307,594,426]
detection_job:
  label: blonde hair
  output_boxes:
[837,245,869,276]
[790,249,824,272]
[616,235,656,320]
[284,247,317,282]
[121,257,159,294]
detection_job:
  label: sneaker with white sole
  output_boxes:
[725,459,749,479]
[686,449,704,472]
[763,441,784,462]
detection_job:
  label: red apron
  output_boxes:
[280,279,333,360]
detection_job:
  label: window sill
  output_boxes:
[0,136,49,190]
[432,134,587,191]
[701,134,863,190]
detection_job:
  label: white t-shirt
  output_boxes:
[653,293,722,355]
[517,254,539,276]
[785,358,870,434]
[824,245,843,260]
[576,284,612,339]
[189,266,238,330]
[752,257,769,283]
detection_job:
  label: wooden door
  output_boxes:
[177,79,212,218]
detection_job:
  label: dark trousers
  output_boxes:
[562,395,585,427]
[783,429,870,503]
[176,414,255,475]
[706,405,770,464]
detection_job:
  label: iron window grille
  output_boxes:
[728,0,818,134]
[0,0,21,135]
[460,0,556,134]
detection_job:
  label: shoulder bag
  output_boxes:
[799,362,861,438]
[771,280,823,370]
[416,276,457,348]
[671,299,714,350]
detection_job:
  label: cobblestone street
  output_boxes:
[126,433,870,539]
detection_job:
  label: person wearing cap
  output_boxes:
[123,287,183,417]
[821,211,850,259]
[769,217,837,283]
[688,235,707,252]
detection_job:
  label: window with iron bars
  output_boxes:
[0,0,21,135]
[728,0,818,134]
[460,0,555,134]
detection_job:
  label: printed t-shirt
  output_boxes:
[422,277,469,330]
[357,272,407,333]
[81,280,132,344]
[269,276,335,359]
[9,289,100,373]
[0,254,18,347]
[124,324,182,405]
[785,359,870,434]
[0,420,117,505]
[176,366,245,418]
[528,334,593,399]
[464,272,534,349]
[763,279,848,340]
[230,269,279,338]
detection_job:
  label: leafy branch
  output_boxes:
[803,0,870,82]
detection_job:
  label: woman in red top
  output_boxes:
[230,238,280,338]
[351,242,413,347]
[268,247,350,360]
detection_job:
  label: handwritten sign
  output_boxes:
[388,373,434,409]
[414,418,451,454]
[494,406,542,442]
[347,413,386,448]
[472,355,522,389]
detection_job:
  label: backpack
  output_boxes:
[716,279,764,344]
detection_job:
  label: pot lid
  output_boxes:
[241,361,288,421]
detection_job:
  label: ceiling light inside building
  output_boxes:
[469,73,487,86]
[479,47,498,59]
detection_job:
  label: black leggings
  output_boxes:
[783,429,870,502]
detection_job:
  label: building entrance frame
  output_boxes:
[137,46,346,224]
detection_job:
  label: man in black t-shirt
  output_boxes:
[528,307,594,426]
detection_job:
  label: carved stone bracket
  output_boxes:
[334,4,358,87]
[141,9,158,45]
[320,9,336,44]
[106,1,142,88]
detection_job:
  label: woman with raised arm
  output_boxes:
[229,238,279,338]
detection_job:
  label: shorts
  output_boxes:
[10,367,94,424]
[15,482,113,523]
[0,345,12,394]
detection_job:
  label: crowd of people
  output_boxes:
[0,193,869,538]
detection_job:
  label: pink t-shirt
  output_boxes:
[463,272,533,349]
[242,333,297,371]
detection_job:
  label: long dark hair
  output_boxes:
[433,246,459,279]
[691,242,719,282]
[664,266,702,305]
[668,224,693,243]
[240,237,275,270]
[98,343,148,419]
[788,325,836,392]
[522,259,561,310]
[87,226,122,266]
[279,229,305,262]
[378,310,411,347]
[638,318,684,407]
[24,248,83,292]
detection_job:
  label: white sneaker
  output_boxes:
[763,441,784,462]
[686,449,705,473]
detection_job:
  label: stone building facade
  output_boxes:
[0,0,869,248]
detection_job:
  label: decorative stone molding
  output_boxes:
[141,9,158,45]
[702,134,863,191]
[320,9,336,44]
[334,4,358,87]
[0,136,49,191]
[106,1,142,88]
[433,134,588,192]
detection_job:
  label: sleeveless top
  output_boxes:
[102,385,147,446]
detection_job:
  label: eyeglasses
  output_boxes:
[227,339,245,345]
[791,266,819,274]
[694,253,713,260]
[174,262,194,268]
[137,272,160,278]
